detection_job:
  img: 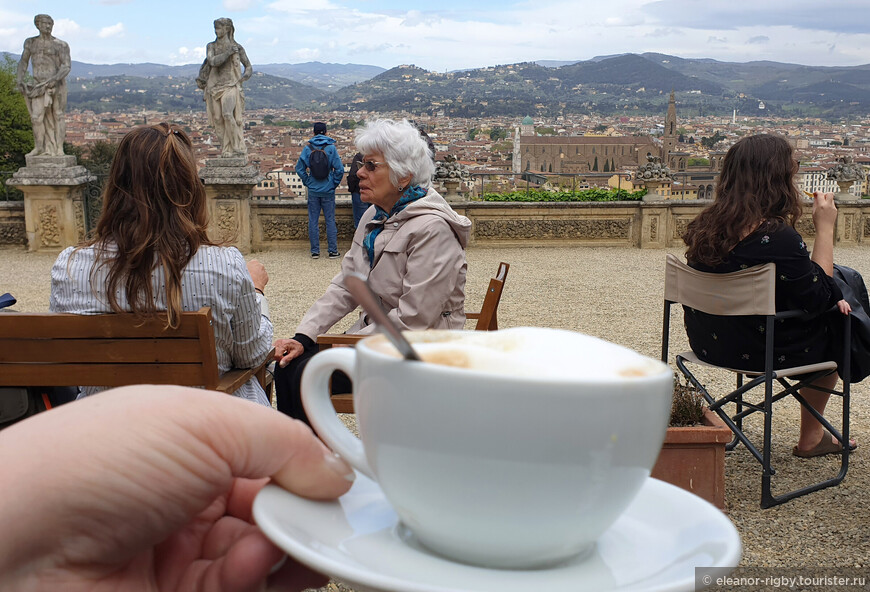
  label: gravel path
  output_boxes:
[4,242,870,585]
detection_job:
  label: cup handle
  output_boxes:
[301,347,374,479]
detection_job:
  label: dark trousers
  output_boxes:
[274,348,352,426]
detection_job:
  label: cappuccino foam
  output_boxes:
[366,328,666,380]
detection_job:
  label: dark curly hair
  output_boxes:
[684,134,803,266]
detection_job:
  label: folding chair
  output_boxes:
[661,254,851,508]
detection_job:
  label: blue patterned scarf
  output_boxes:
[363,185,427,268]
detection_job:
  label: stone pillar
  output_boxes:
[836,180,858,201]
[641,180,671,202]
[6,155,95,252]
[441,180,466,203]
[200,157,262,254]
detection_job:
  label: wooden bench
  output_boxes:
[317,262,510,413]
[0,307,273,399]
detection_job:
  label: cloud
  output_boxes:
[604,15,644,27]
[225,0,256,10]
[292,48,321,61]
[52,19,82,38]
[707,36,728,44]
[170,46,206,65]
[643,0,870,35]
[747,35,769,44]
[98,23,125,38]
[267,0,341,14]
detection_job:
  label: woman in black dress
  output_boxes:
[682,133,853,457]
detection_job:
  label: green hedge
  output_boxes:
[479,188,646,202]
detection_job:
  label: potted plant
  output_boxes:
[651,374,731,509]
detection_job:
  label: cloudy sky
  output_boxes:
[1,0,868,71]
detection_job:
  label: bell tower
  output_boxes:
[662,90,678,164]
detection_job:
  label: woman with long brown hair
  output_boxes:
[50,123,273,405]
[683,133,853,457]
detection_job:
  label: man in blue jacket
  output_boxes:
[296,122,345,259]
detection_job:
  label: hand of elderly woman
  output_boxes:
[0,385,354,592]
[274,337,305,367]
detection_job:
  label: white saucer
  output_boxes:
[253,474,741,592]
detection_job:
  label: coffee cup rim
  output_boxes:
[356,330,673,386]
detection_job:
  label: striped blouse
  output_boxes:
[49,244,273,406]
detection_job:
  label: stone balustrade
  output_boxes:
[4,198,870,250]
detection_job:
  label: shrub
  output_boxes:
[479,188,646,202]
[670,373,707,427]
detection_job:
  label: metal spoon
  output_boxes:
[344,273,422,361]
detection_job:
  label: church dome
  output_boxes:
[521,116,534,125]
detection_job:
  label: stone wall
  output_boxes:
[0,202,26,247]
[251,199,870,250]
[5,198,870,250]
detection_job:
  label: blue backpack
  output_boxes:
[308,144,331,180]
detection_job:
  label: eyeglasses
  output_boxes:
[361,160,385,172]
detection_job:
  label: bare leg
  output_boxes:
[796,373,853,450]
[26,96,47,156]
[220,93,238,156]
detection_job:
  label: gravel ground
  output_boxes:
[4,242,870,585]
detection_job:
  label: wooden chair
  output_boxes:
[317,262,510,413]
[0,307,274,400]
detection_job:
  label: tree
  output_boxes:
[467,128,479,140]
[603,159,610,172]
[700,131,725,149]
[592,156,599,171]
[81,140,118,174]
[0,56,34,175]
[594,124,607,133]
[489,126,507,141]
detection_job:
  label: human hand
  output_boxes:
[812,191,838,233]
[247,259,269,293]
[0,385,354,592]
[837,299,852,315]
[274,338,305,367]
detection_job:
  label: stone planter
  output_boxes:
[651,408,731,509]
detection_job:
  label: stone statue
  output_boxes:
[16,14,70,157]
[196,18,252,158]
[826,156,864,183]
[636,154,673,181]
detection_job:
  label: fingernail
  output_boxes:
[279,360,287,368]
[323,451,356,482]
[269,555,288,575]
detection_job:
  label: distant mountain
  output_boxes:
[1,53,382,92]
[6,51,870,117]
[257,62,385,91]
[66,71,326,113]
[558,54,723,93]
[641,52,870,101]
[536,60,580,68]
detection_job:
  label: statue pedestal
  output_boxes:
[6,156,95,251]
[641,181,671,202]
[440,180,466,203]
[200,158,262,254]
[836,180,858,201]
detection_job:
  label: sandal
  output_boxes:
[792,429,857,458]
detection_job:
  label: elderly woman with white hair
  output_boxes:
[273,118,472,423]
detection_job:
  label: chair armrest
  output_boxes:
[217,348,276,394]
[317,334,364,349]
[465,312,481,320]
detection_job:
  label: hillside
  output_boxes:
[6,51,870,118]
[66,72,326,113]
[1,53,380,92]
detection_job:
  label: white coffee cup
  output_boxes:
[301,328,673,569]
